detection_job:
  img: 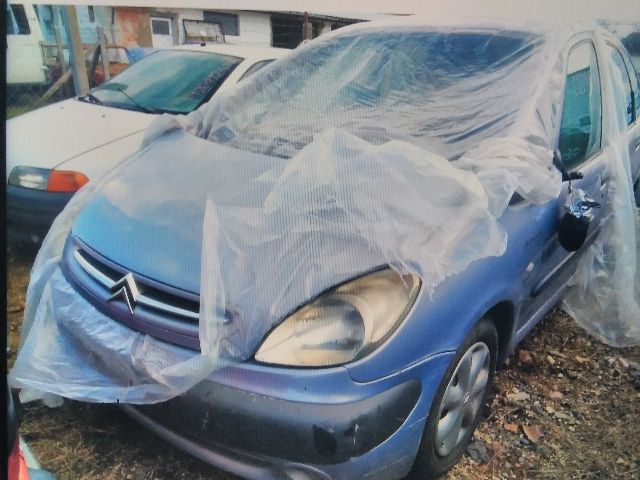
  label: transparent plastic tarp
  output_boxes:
[9,19,640,405]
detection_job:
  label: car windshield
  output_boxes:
[90,50,243,114]
[199,29,544,160]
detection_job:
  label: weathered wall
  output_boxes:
[232,11,272,46]
[114,7,152,48]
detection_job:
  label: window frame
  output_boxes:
[202,11,239,37]
[611,41,640,125]
[8,4,31,35]
[557,39,604,173]
[605,41,636,126]
[238,59,275,81]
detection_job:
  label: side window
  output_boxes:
[239,59,274,81]
[7,4,31,35]
[559,41,602,171]
[606,44,635,125]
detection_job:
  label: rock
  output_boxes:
[549,390,564,400]
[628,367,640,390]
[466,439,491,463]
[519,350,534,364]
[547,355,556,365]
[567,370,578,380]
[507,391,531,402]
[523,424,543,443]
[504,423,519,433]
[618,357,630,369]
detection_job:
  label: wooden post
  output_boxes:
[62,5,90,96]
[303,12,312,40]
[98,26,110,81]
[54,26,66,72]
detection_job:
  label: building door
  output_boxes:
[150,17,173,48]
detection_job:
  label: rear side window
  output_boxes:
[7,4,31,35]
[619,43,640,121]
[606,44,635,125]
[559,41,602,170]
[239,59,274,81]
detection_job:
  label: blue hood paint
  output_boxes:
[72,131,284,294]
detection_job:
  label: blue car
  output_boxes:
[14,20,640,480]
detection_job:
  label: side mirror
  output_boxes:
[558,212,589,252]
[558,189,600,252]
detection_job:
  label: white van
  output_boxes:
[7,2,47,85]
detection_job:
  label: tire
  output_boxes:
[406,318,498,480]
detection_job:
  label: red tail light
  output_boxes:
[8,437,30,480]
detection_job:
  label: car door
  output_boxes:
[519,37,608,325]
[604,40,640,189]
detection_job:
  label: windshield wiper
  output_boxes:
[111,87,161,114]
[78,93,104,105]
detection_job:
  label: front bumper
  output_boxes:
[123,351,453,480]
[7,184,74,241]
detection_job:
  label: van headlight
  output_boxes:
[254,268,421,367]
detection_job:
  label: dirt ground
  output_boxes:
[6,241,640,480]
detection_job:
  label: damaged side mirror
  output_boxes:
[558,190,600,252]
[553,149,597,252]
[558,212,589,252]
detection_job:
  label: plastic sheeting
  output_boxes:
[9,19,640,405]
[561,32,640,346]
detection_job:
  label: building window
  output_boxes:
[88,5,95,23]
[203,12,239,36]
[7,4,31,35]
[271,15,303,49]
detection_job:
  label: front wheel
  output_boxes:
[407,318,498,479]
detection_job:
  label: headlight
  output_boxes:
[8,166,49,190]
[8,166,89,192]
[254,268,421,367]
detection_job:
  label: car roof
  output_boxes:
[317,15,604,46]
[169,42,290,61]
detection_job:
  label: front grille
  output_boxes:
[62,236,201,350]
[72,249,200,321]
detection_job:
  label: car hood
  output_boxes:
[72,130,289,295]
[71,127,515,362]
[6,98,152,181]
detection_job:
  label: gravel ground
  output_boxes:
[6,241,640,480]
